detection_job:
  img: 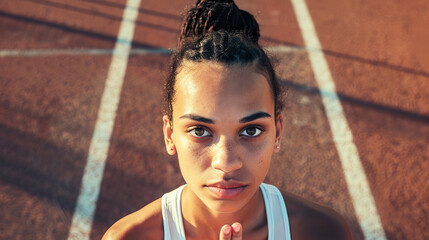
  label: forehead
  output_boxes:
[173,61,274,120]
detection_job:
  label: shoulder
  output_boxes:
[281,191,352,240]
[102,198,164,240]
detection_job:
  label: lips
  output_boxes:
[205,181,248,199]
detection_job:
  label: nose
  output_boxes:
[211,137,243,173]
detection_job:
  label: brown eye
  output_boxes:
[240,126,263,137]
[246,127,256,136]
[189,127,211,137]
[194,128,205,136]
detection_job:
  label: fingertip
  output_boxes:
[231,222,242,233]
[222,225,231,235]
[231,222,242,239]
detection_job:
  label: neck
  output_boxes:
[181,186,267,239]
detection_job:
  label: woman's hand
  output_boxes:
[219,223,242,240]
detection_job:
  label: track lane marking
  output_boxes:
[289,0,387,239]
[0,45,304,57]
[0,48,171,56]
[66,0,141,239]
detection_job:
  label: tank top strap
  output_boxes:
[162,185,186,240]
[260,183,292,240]
[162,183,291,240]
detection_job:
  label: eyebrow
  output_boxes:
[239,112,272,123]
[179,111,272,124]
[179,114,214,124]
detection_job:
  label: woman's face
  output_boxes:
[163,61,283,213]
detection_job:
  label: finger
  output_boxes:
[219,224,232,240]
[231,222,242,240]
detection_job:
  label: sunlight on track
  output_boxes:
[289,0,387,239]
[66,0,141,239]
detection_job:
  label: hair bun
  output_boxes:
[195,0,234,7]
[180,0,260,44]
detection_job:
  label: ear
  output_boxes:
[163,115,176,155]
[274,113,284,153]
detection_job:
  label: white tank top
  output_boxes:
[161,183,292,240]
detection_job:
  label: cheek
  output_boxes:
[176,141,211,173]
[244,142,273,171]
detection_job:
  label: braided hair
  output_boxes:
[179,0,260,45]
[164,0,284,120]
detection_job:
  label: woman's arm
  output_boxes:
[102,198,164,240]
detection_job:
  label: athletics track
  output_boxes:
[0,0,428,239]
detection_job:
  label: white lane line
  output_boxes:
[265,45,306,53]
[66,0,141,239]
[0,45,307,57]
[0,48,171,57]
[289,0,387,239]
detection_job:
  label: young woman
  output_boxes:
[103,0,352,239]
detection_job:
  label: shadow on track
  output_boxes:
[263,36,429,79]
[21,0,180,33]
[77,0,183,21]
[0,10,173,49]
[281,79,429,124]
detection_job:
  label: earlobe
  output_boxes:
[163,115,176,155]
[167,146,176,155]
[274,144,280,152]
[274,140,281,152]
[274,113,284,153]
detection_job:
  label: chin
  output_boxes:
[199,188,254,214]
[205,198,249,213]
